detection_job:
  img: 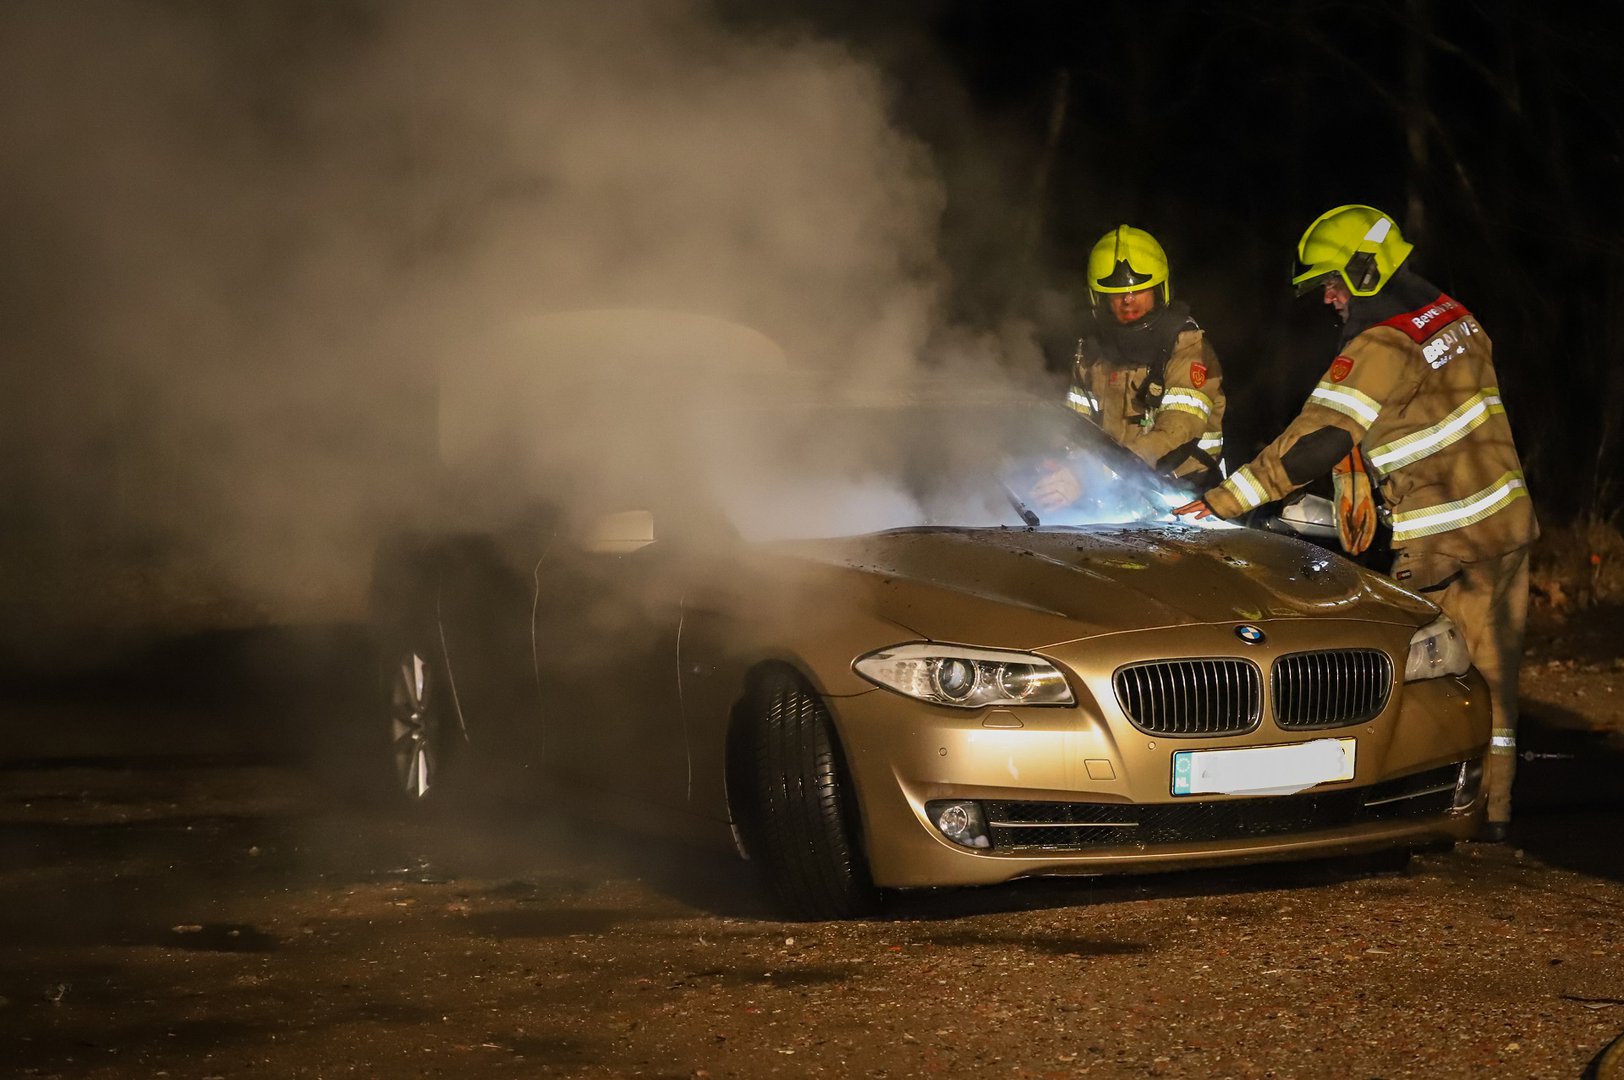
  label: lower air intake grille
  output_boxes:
[1273,649,1394,729]
[1112,659,1262,737]
[984,763,1460,850]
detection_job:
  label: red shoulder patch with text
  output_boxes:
[1190,361,1207,388]
[1328,356,1355,383]
[1378,294,1470,343]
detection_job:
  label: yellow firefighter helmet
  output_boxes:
[1292,205,1415,297]
[1086,225,1171,306]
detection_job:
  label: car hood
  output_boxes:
[762,524,1436,649]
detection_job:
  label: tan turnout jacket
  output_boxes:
[1066,327,1225,483]
[1205,294,1536,559]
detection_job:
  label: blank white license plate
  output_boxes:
[1172,738,1356,797]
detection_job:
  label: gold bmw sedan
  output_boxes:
[373,388,1489,920]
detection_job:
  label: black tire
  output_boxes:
[378,633,460,813]
[734,668,879,920]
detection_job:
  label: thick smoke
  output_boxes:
[0,0,1054,653]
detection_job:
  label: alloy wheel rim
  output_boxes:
[389,651,436,800]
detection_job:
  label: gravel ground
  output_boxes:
[1522,603,1624,746]
[2,609,1622,1080]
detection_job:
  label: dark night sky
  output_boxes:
[787,0,1624,517]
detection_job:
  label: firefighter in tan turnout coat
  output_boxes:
[1035,226,1225,510]
[1176,205,1536,841]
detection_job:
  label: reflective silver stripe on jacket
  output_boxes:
[1389,470,1528,543]
[1308,381,1382,428]
[1159,388,1213,421]
[1367,389,1505,473]
[1218,465,1268,512]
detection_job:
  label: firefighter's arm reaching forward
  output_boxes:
[1175,332,1408,519]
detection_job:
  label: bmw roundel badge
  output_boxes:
[1234,624,1266,645]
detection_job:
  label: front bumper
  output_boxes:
[832,622,1491,888]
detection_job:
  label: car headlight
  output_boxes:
[854,643,1075,708]
[1404,616,1471,681]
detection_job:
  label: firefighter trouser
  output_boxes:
[1391,544,1531,824]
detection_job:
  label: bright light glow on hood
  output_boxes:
[695,399,1187,541]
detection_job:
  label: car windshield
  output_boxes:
[692,398,1191,542]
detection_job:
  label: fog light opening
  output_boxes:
[1453,759,1484,810]
[926,800,990,849]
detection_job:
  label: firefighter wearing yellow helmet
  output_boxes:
[1175,205,1537,842]
[1053,226,1225,492]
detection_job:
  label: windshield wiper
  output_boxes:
[1001,480,1040,527]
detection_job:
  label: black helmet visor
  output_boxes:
[1094,259,1157,290]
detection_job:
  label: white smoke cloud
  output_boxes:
[2,0,1043,644]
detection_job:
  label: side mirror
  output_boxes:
[1276,492,1339,539]
[581,509,655,554]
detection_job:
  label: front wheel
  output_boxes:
[381,640,458,810]
[733,668,879,920]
